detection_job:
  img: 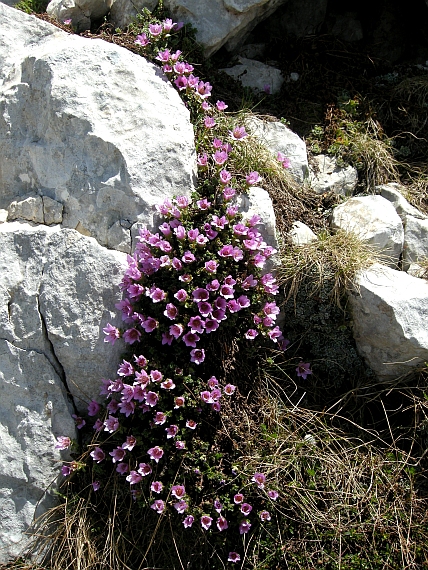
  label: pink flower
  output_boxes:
[186,419,197,430]
[151,499,165,513]
[55,436,71,450]
[197,197,211,210]
[197,301,212,317]
[200,515,212,530]
[201,391,213,404]
[109,446,127,463]
[216,100,228,110]
[156,48,171,63]
[135,33,150,46]
[223,186,235,201]
[90,447,105,463]
[213,150,228,165]
[164,303,178,320]
[142,318,158,333]
[104,416,119,433]
[145,392,159,407]
[240,503,252,516]
[228,552,241,563]
[204,117,216,128]
[245,329,258,340]
[182,251,196,264]
[197,81,212,98]
[245,171,262,185]
[260,510,271,521]
[174,500,188,513]
[188,316,205,334]
[174,396,185,408]
[148,23,163,36]
[154,412,167,425]
[161,378,176,390]
[239,520,251,534]
[213,138,223,148]
[171,485,186,498]
[126,470,142,484]
[252,472,266,488]
[147,446,164,463]
[116,462,129,475]
[234,493,244,504]
[214,499,222,512]
[174,289,188,302]
[151,481,163,493]
[192,288,209,302]
[122,436,136,451]
[229,126,248,140]
[183,515,194,528]
[224,384,236,395]
[219,169,232,184]
[166,424,179,438]
[296,362,312,379]
[197,153,208,167]
[204,260,218,273]
[190,348,205,364]
[183,332,200,347]
[175,440,186,449]
[103,323,121,345]
[216,516,228,531]
[138,463,152,476]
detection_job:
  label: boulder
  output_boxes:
[402,216,428,271]
[376,183,427,222]
[309,154,358,196]
[0,4,196,254]
[349,263,428,379]
[110,0,157,31]
[235,186,278,249]
[246,116,309,183]
[330,196,404,266]
[221,57,284,95]
[47,0,113,32]
[289,221,317,246]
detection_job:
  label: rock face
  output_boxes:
[47,0,113,32]
[0,3,196,254]
[221,57,284,95]
[330,196,404,266]
[309,154,358,196]
[349,264,428,379]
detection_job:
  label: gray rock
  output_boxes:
[0,4,196,253]
[221,57,284,95]
[349,263,428,379]
[0,210,7,223]
[47,0,113,32]
[289,221,317,246]
[8,195,44,224]
[330,196,404,266]
[0,339,76,559]
[239,43,266,59]
[246,116,309,183]
[0,223,127,415]
[235,186,278,249]
[309,154,358,196]
[43,196,63,225]
[376,183,427,221]
[329,12,363,42]
[403,216,428,271]
[262,0,327,39]
[110,0,158,30]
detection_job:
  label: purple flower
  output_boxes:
[55,436,71,450]
[197,81,212,98]
[183,515,194,528]
[204,117,216,128]
[228,552,241,563]
[204,319,219,333]
[229,126,248,140]
[245,171,262,185]
[147,446,164,463]
[204,260,218,273]
[122,435,136,451]
[151,499,165,513]
[138,463,152,476]
[234,493,244,504]
[207,279,220,292]
[219,169,232,185]
[190,348,205,364]
[174,75,188,90]
[213,137,223,148]
[161,378,175,390]
[192,288,209,302]
[200,515,213,530]
[216,100,228,110]
[164,303,178,320]
[252,472,266,488]
[166,424,179,438]
[126,471,142,485]
[182,251,196,264]
[123,327,141,344]
[216,516,228,531]
[197,198,211,210]
[240,503,252,515]
[224,384,236,395]
[213,150,228,165]
[171,484,186,498]
[201,391,213,404]
[148,23,163,36]
[197,153,208,167]
[90,447,105,463]
[174,500,188,513]
[142,318,158,333]
[151,481,163,494]
[92,480,100,491]
[260,510,271,521]
[182,332,200,347]
[197,301,212,317]
[109,447,126,463]
[223,186,235,201]
[239,520,251,534]
[154,411,167,425]
[268,326,283,342]
[116,462,129,475]
[186,419,197,430]
[104,416,119,433]
[219,284,234,299]
[296,362,312,379]
[174,289,188,302]
[103,323,121,345]
[135,33,150,46]
[145,391,159,407]
[188,316,205,334]
[218,244,233,258]
[170,324,184,339]
[176,440,186,449]
[214,499,222,513]
[156,48,171,63]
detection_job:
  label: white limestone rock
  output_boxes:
[402,215,428,271]
[235,186,278,249]
[165,0,288,56]
[289,221,317,246]
[330,196,404,266]
[349,263,428,379]
[0,223,127,414]
[110,0,158,31]
[309,154,358,196]
[0,4,196,252]
[0,209,7,223]
[376,183,427,221]
[221,57,284,95]
[47,0,113,32]
[246,116,309,183]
